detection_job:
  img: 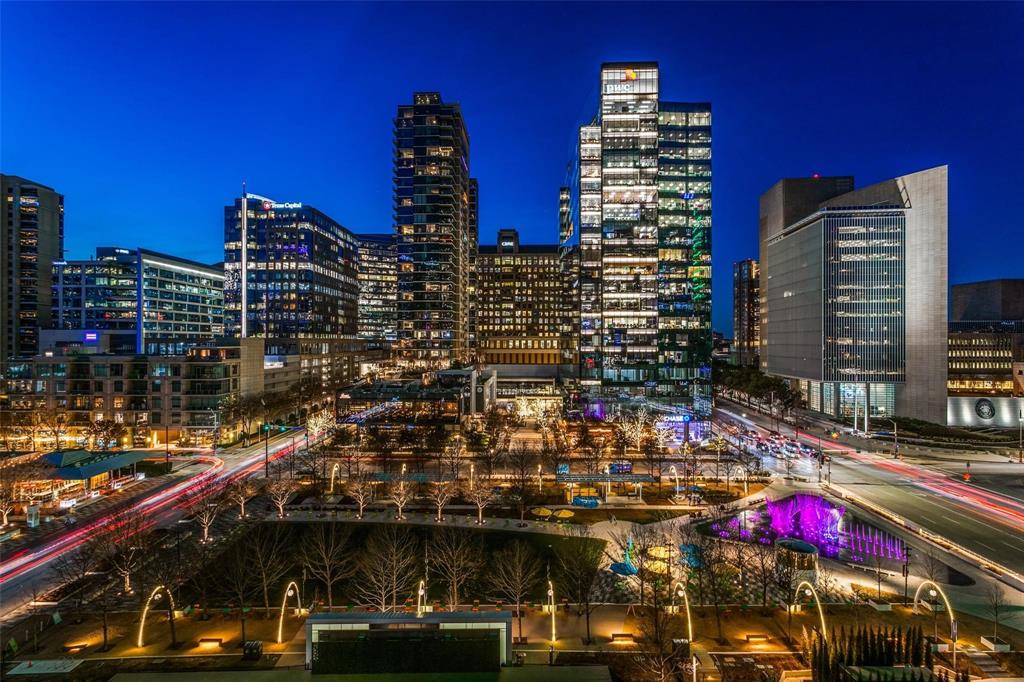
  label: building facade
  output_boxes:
[394,92,477,364]
[952,279,1024,322]
[223,195,359,340]
[946,279,1024,428]
[53,247,224,354]
[1,337,265,448]
[732,258,760,366]
[355,233,398,341]
[2,175,64,360]
[476,229,578,373]
[577,62,712,423]
[759,167,948,425]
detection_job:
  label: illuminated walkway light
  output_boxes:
[791,580,828,643]
[137,585,175,648]
[547,580,556,643]
[913,579,958,668]
[277,581,302,644]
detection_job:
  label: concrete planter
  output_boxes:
[981,636,1010,652]
[869,600,892,612]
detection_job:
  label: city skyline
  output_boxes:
[3,2,1022,334]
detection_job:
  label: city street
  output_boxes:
[0,431,302,624]
[716,402,1024,579]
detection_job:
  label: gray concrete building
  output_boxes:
[759,167,948,425]
[2,175,64,360]
[952,279,1024,322]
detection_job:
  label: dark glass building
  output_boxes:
[394,92,477,364]
[732,259,760,367]
[223,195,359,339]
[1,175,64,360]
[356,233,398,342]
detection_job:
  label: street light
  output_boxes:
[670,464,679,494]
[537,463,543,493]
[1018,409,1022,464]
[547,581,556,643]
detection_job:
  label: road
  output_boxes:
[716,402,1024,577]
[0,430,303,624]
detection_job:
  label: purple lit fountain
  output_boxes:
[765,494,845,557]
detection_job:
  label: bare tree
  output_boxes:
[749,536,778,607]
[354,525,419,612]
[217,541,257,642]
[466,479,495,525]
[489,540,541,642]
[506,441,538,525]
[220,393,263,447]
[0,461,31,526]
[556,525,604,644]
[636,596,685,682]
[428,480,456,522]
[431,526,483,612]
[346,473,375,519]
[226,478,258,519]
[249,523,290,616]
[183,480,223,543]
[52,538,103,609]
[265,477,297,518]
[85,419,127,450]
[34,407,65,451]
[300,523,353,610]
[983,580,1011,639]
[389,480,413,520]
[617,407,651,454]
[97,510,151,594]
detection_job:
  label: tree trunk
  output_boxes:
[167,604,177,647]
[517,601,523,641]
[585,601,592,644]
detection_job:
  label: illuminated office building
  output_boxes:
[356,233,399,342]
[732,259,760,366]
[394,92,477,364]
[577,62,712,422]
[223,195,359,339]
[477,229,578,373]
[759,167,948,425]
[2,175,64,360]
[53,246,224,354]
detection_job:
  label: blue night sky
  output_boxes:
[2,2,1022,334]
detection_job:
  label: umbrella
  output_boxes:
[531,507,553,517]
[647,560,670,574]
[647,546,673,559]
[553,509,575,519]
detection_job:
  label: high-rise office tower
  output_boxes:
[467,178,479,357]
[394,92,476,364]
[732,259,760,367]
[1,175,64,360]
[53,246,224,354]
[356,233,399,342]
[477,228,577,372]
[577,63,712,424]
[223,195,359,339]
[759,167,948,425]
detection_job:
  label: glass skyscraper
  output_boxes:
[394,92,477,364]
[223,195,359,339]
[577,62,712,423]
[53,246,224,354]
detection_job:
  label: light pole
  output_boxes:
[547,580,556,644]
[1018,409,1022,464]
[884,417,899,458]
[537,463,543,493]
[670,464,679,494]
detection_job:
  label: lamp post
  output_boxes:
[884,417,899,458]
[603,465,610,499]
[1018,409,1022,464]
[537,463,543,493]
[547,580,556,644]
[670,465,679,495]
